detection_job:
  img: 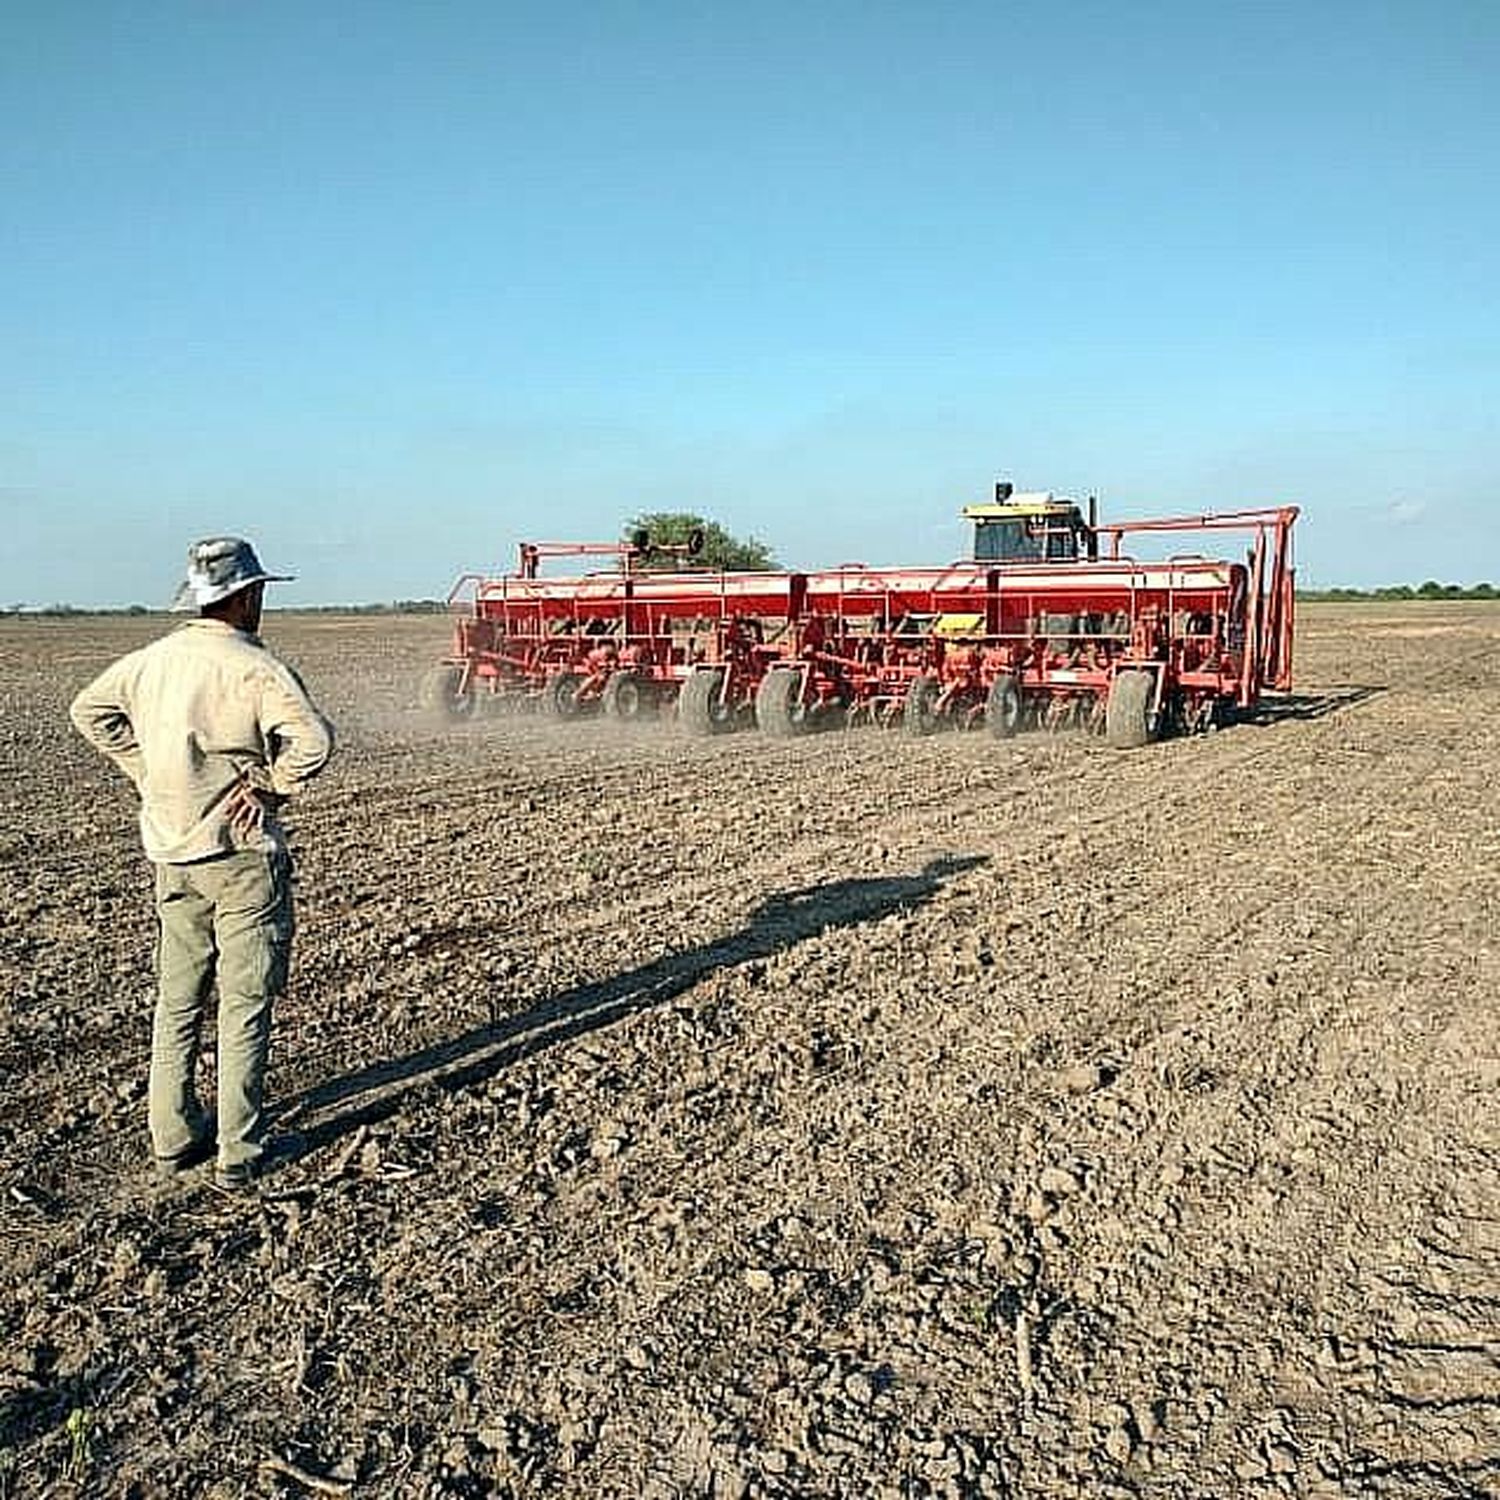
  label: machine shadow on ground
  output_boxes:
[276,854,988,1166]
[1248,684,1385,725]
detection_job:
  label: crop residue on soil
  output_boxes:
[2,602,1498,1497]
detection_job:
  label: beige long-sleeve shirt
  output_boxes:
[69,618,335,864]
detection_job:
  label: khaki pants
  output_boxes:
[150,847,294,1169]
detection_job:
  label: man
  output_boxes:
[70,537,334,1188]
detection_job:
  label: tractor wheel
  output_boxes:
[903,674,941,736]
[985,674,1022,738]
[419,665,474,721]
[1106,669,1157,748]
[546,671,585,719]
[601,671,649,721]
[755,668,807,737]
[679,668,731,736]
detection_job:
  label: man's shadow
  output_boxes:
[277,853,987,1164]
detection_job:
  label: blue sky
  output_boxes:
[3,1,1496,604]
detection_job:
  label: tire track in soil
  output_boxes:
[1026,727,1496,1491]
[868,704,1487,1490]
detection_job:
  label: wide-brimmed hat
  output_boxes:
[170,537,294,612]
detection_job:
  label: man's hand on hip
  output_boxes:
[223,780,282,843]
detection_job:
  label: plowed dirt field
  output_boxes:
[2,602,1498,1498]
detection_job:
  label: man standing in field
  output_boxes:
[70,538,334,1189]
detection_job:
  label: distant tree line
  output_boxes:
[1297,582,1497,601]
[284,600,448,615]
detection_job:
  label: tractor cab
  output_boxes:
[964,483,1095,564]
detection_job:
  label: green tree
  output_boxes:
[624,512,777,571]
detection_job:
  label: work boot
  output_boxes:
[153,1137,214,1181]
[214,1130,304,1191]
[215,1161,259,1192]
